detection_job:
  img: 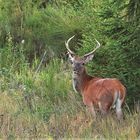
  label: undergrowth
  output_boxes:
[0,58,140,139]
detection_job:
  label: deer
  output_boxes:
[65,35,126,120]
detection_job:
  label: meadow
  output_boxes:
[0,0,140,139]
[0,58,140,139]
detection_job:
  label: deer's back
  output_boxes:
[83,78,126,106]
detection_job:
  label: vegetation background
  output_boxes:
[0,0,140,139]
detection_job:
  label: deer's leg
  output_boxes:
[88,104,96,118]
[116,98,123,120]
[98,101,109,116]
[83,97,96,118]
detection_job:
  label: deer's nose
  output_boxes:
[73,67,78,71]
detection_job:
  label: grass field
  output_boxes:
[0,59,140,139]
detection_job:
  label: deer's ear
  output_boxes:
[83,54,94,63]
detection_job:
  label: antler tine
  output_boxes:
[84,39,101,57]
[65,35,75,55]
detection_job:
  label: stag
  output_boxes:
[65,35,126,120]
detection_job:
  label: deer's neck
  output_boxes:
[72,69,92,94]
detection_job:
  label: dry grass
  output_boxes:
[48,108,140,139]
[0,60,140,139]
[0,91,140,139]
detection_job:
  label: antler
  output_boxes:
[65,35,75,55]
[84,39,101,57]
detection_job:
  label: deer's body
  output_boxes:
[65,36,126,120]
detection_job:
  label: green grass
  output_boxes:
[0,58,140,139]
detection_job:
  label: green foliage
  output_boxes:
[0,0,87,60]
[75,0,140,104]
[0,57,140,138]
[0,0,140,138]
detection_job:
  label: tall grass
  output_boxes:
[0,51,140,139]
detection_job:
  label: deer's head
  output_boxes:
[65,35,101,75]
